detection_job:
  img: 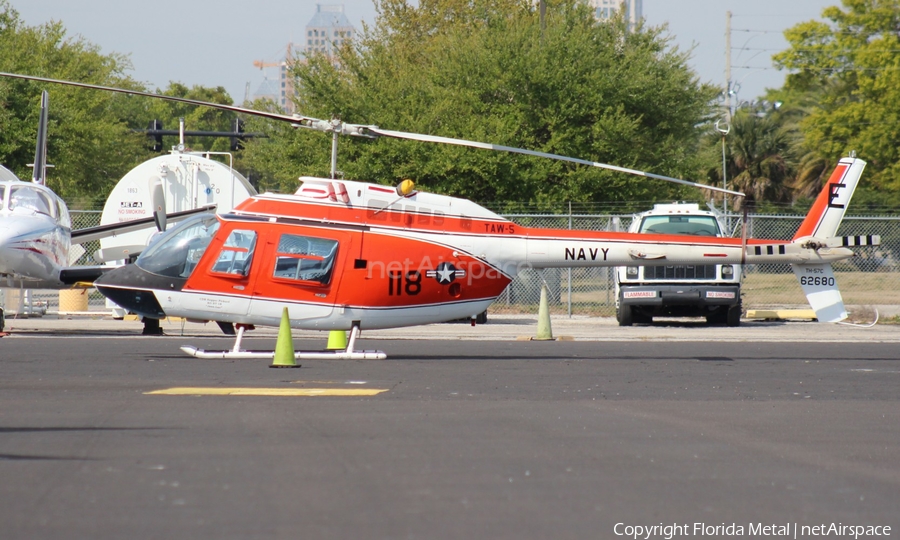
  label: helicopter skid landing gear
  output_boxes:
[179,323,387,360]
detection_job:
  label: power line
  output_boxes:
[735,46,900,52]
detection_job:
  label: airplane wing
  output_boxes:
[71,204,217,245]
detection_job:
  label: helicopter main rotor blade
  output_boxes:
[364,127,745,198]
[0,72,380,137]
[0,71,745,197]
[0,72,307,125]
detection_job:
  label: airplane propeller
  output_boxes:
[0,71,745,198]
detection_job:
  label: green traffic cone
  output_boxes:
[534,283,554,341]
[270,307,299,368]
[326,330,348,350]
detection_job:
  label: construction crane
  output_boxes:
[251,43,298,113]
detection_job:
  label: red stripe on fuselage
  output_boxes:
[231,196,796,248]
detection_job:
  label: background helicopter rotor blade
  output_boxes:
[0,71,745,198]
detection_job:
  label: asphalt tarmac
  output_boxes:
[1,317,899,539]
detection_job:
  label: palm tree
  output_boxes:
[789,151,830,200]
[706,110,795,211]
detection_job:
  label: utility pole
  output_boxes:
[725,11,732,120]
[539,0,546,41]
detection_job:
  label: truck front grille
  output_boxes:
[643,265,718,280]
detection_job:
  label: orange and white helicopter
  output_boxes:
[0,73,879,359]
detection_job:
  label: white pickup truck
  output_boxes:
[614,203,742,326]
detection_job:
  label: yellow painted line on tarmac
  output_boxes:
[145,387,389,396]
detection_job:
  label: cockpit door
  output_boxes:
[246,225,352,326]
[186,226,261,319]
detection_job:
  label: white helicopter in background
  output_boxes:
[0,90,214,331]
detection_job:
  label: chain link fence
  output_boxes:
[4,209,898,318]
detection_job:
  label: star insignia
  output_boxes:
[426,262,466,284]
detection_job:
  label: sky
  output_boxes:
[14,0,837,109]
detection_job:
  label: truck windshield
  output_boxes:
[639,215,720,236]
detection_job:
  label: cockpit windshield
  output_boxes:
[135,214,220,278]
[8,185,56,217]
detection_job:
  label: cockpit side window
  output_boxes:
[272,233,339,285]
[211,230,257,277]
[56,199,71,228]
[9,185,55,217]
[0,186,6,209]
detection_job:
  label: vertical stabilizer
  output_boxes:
[793,157,866,240]
[789,156,867,323]
[31,90,49,185]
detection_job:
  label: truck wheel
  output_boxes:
[726,302,742,327]
[617,304,633,326]
[706,308,727,325]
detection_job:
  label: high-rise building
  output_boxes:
[304,4,356,57]
[590,0,642,26]
[251,4,357,113]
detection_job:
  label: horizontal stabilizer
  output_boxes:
[836,235,880,247]
[746,241,853,263]
[792,235,881,250]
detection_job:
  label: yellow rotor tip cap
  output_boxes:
[396,179,415,196]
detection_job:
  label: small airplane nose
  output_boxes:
[95,263,184,319]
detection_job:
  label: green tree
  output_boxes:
[142,83,238,153]
[244,0,718,207]
[0,0,151,204]
[0,1,243,205]
[773,0,900,209]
